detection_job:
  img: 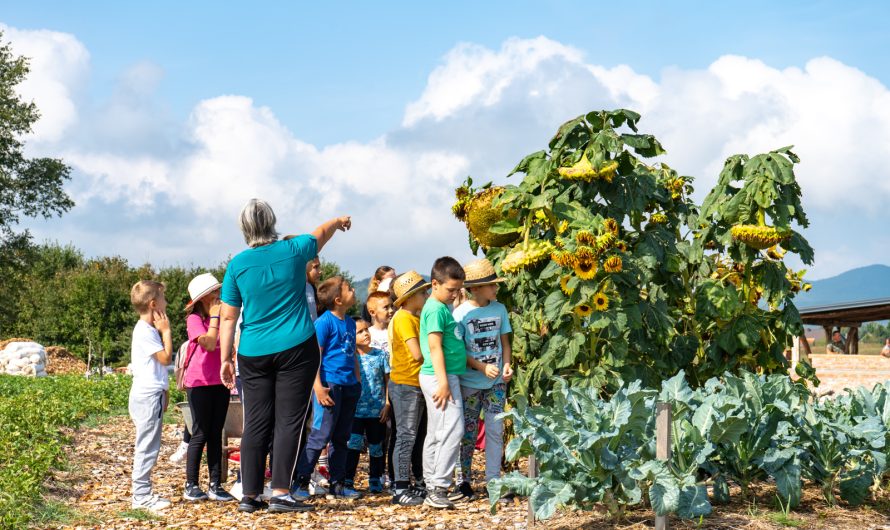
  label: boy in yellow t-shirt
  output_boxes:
[387,270,430,506]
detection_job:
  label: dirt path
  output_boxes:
[43,413,890,529]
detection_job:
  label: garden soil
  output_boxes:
[43,410,890,529]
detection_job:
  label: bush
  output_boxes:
[0,374,132,529]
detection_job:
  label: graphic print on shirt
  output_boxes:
[465,316,501,365]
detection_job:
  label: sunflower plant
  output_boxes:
[453,109,815,404]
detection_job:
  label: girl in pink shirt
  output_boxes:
[182,273,235,503]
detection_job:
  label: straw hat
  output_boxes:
[392,270,431,307]
[463,258,505,287]
[185,273,221,309]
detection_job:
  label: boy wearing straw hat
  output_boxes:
[451,258,513,502]
[387,270,430,506]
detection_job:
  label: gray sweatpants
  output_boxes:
[129,389,166,500]
[419,374,464,488]
[390,382,425,484]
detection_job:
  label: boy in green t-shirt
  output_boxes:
[418,256,466,509]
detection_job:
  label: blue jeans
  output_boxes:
[296,383,361,484]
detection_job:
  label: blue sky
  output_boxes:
[3,1,890,280]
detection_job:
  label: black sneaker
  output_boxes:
[424,486,455,509]
[448,481,475,502]
[392,488,425,506]
[237,496,268,513]
[268,494,314,513]
[208,482,236,502]
[183,482,208,501]
[411,484,428,498]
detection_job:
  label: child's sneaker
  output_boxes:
[311,468,330,488]
[290,482,311,501]
[424,486,455,509]
[237,496,268,513]
[368,477,384,494]
[308,478,327,496]
[132,494,171,513]
[268,493,314,513]
[327,482,362,500]
[448,481,475,502]
[183,482,209,501]
[391,487,424,506]
[208,482,236,502]
[169,441,189,463]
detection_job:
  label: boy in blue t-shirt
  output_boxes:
[451,259,513,501]
[294,276,363,500]
[344,319,391,493]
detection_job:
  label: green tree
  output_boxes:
[0,32,74,335]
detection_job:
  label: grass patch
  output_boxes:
[31,499,102,527]
[119,508,162,521]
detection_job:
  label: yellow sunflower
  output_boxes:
[574,259,598,280]
[603,217,619,235]
[603,255,623,273]
[596,232,616,250]
[560,275,575,296]
[557,220,569,234]
[574,303,593,317]
[766,245,786,260]
[597,161,619,183]
[616,241,628,252]
[575,230,597,246]
[593,292,610,311]
[551,250,577,268]
[575,245,597,262]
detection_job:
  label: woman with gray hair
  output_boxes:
[218,198,351,513]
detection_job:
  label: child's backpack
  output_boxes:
[174,340,198,391]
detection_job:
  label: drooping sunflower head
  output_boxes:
[603,255,623,273]
[668,178,685,199]
[616,240,628,252]
[573,303,593,317]
[557,155,597,182]
[603,217,619,235]
[766,245,786,260]
[574,259,598,280]
[560,275,575,296]
[649,213,668,225]
[593,292,610,311]
[730,224,791,250]
[501,240,555,275]
[597,160,619,183]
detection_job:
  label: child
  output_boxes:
[344,319,390,492]
[418,257,467,509]
[293,276,363,500]
[367,291,394,353]
[128,280,174,513]
[452,259,513,501]
[388,270,431,506]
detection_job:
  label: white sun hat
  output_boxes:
[185,273,221,309]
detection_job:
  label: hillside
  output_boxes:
[795,264,890,308]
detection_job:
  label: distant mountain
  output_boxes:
[795,264,890,309]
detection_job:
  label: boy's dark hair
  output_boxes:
[317,276,346,311]
[430,256,465,284]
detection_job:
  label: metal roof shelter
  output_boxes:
[796,298,890,355]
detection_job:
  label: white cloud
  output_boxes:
[9,26,890,279]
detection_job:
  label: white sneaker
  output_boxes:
[132,494,171,513]
[169,441,188,463]
[308,479,327,496]
[311,469,329,488]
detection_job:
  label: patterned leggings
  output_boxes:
[458,383,506,484]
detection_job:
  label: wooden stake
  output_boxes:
[655,402,671,530]
[528,453,537,527]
